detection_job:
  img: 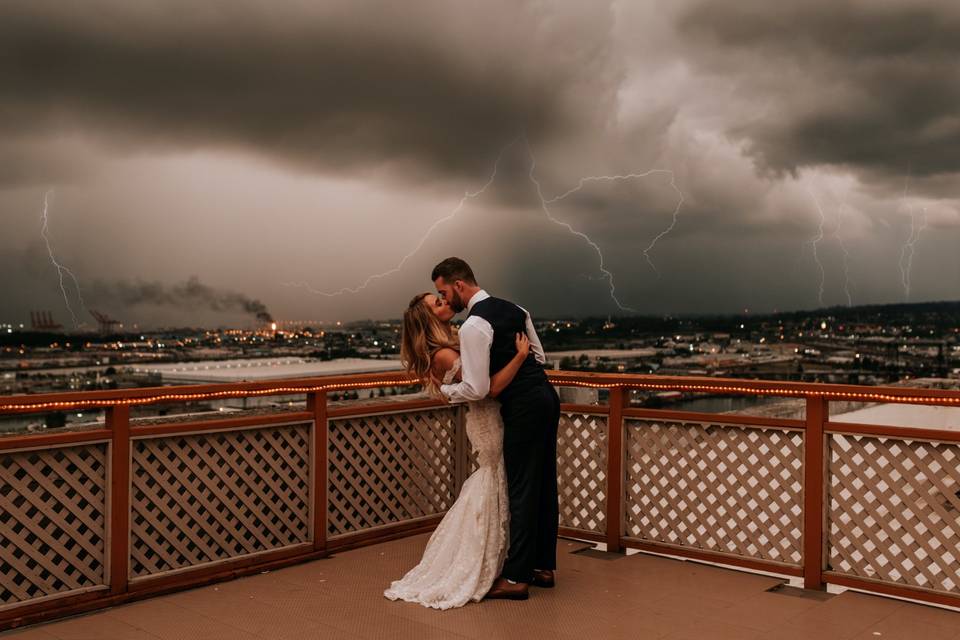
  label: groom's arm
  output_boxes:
[440,317,492,402]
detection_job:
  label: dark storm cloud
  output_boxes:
[0,0,618,184]
[678,0,960,182]
[2,0,958,324]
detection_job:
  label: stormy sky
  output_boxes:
[2,0,958,328]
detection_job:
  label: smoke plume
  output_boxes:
[91,276,273,323]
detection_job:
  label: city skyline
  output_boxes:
[2,0,959,328]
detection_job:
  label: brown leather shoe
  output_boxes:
[531,569,555,588]
[485,577,529,600]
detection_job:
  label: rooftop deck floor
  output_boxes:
[4,535,960,640]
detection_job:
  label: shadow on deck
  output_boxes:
[4,535,960,640]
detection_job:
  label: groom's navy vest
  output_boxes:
[468,296,548,404]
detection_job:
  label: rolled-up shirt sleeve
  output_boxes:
[520,306,546,365]
[440,317,492,402]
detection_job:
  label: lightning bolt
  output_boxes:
[526,141,634,312]
[287,135,684,313]
[540,156,685,278]
[282,137,521,297]
[896,170,927,301]
[834,204,853,307]
[40,190,87,328]
[898,207,927,301]
[806,188,827,307]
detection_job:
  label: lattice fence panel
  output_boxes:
[828,434,960,594]
[558,412,607,533]
[328,408,458,537]
[625,419,804,565]
[1,443,107,609]
[130,423,311,578]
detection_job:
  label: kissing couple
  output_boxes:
[384,257,562,609]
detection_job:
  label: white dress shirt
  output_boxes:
[440,289,546,403]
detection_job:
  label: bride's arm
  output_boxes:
[430,347,461,387]
[489,334,530,399]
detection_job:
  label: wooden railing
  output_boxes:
[1,371,959,630]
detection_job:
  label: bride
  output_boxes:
[384,292,530,609]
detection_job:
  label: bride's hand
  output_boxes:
[515,333,530,358]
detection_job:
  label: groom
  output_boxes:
[433,257,561,600]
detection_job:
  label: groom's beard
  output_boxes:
[450,291,466,313]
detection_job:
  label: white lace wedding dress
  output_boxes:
[384,358,509,609]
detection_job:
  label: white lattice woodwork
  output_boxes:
[624,419,804,565]
[828,434,960,594]
[558,412,607,533]
[0,443,108,609]
[130,423,311,579]
[328,408,459,537]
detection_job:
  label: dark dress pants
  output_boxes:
[499,382,561,583]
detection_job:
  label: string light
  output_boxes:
[0,378,423,413]
[552,379,960,405]
[1,375,958,413]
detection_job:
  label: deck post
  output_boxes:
[308,391,328,553]
[107,404,131,595]
[803,395,828,590]
[606,387,627,553]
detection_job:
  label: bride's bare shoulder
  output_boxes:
[431,348,460,376]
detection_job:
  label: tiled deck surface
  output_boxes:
[4,535,960,640]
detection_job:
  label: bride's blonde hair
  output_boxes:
[401,293,459,396]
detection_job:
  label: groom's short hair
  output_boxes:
[431,257,477,285]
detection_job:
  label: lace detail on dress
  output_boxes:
[384,356,509,609]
